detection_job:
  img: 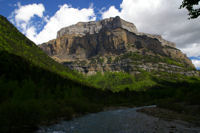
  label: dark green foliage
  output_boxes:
[0,15,102,132]
[0,100,42,132]
[180,0,200,19]
[155,78,200,115]
[0,51,106,132]
[0,52,200,132]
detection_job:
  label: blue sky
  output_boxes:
[0,0,200,69]
[0,0,122,42]
[0,0,122,19]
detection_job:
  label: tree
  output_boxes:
[180,0,200,19]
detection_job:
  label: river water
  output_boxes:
[37,105,200,133]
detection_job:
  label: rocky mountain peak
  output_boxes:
[39,17,198,76]
[57,16,138,38]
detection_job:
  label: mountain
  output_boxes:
[39,16,198,77]
[1,14,161,132]
[0,15,200,133]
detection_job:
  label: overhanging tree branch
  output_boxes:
[180,0,200,19]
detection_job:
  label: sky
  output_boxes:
[0,0,200,69]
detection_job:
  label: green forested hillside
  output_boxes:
[0,15,200,133]
[0,15,100,132]
[0,14,142,133]
[0,15,82,81]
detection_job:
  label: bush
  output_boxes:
[0,100,41,133]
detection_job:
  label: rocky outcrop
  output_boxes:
[138,33,176,47]
[39,16,198,76]
[57,16,137,38]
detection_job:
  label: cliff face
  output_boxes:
[57,16,137,38]
[39,16,198,76]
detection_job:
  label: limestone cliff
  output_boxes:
[39,16,198,76]
[57,16,137,38]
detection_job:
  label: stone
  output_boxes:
[39,16,198,76]
[57,16,138,38]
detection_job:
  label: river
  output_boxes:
[37,105,200,133]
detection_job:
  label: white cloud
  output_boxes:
[33,4,96,44]
[10,3,96,44]
[192,59,200,69]
[26,26,37,41]
[182,43,200,57]
[10,2,45,33]
[101,0,200,57]
[9,0,200,61]
[102,6,120,19]
[15,3,44,23]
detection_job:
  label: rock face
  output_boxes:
[57,16,137,38]
[39,16,198,76]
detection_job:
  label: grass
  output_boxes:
[86,71,156,92]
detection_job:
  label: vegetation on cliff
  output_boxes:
[40,16,197,78]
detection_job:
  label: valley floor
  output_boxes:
[37,106,200,133]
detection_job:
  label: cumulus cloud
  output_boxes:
[10,2,45,34]
[9,0,200,61]
[182,43,200,57]
[101,0,200,57]
[14,3,44,23]
[33,4,96,44]
[192,60,200,69]
[102,6,120,19]
[10,3,96,44]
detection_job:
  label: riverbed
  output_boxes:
[37,105,200,133]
